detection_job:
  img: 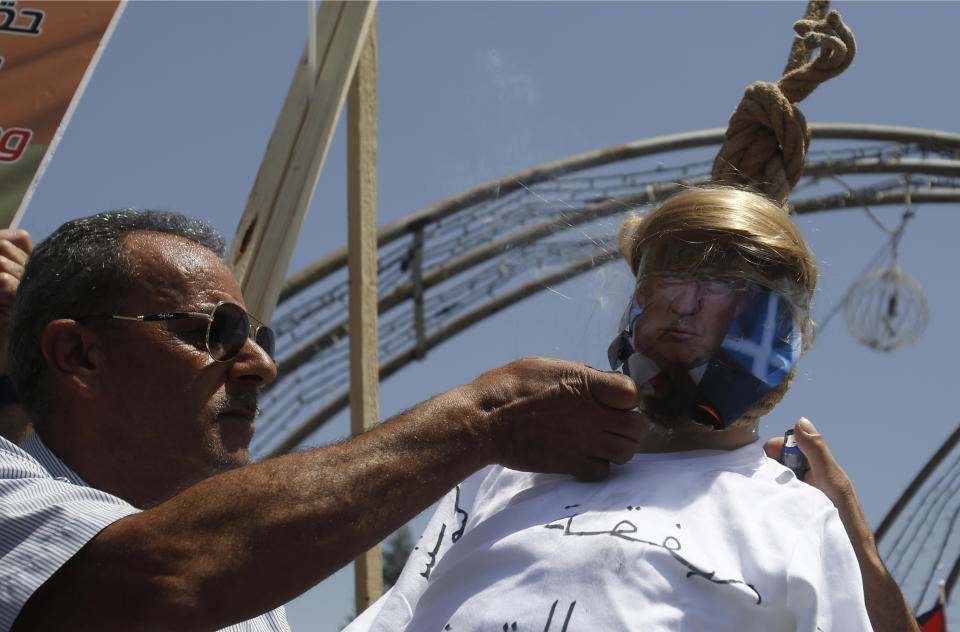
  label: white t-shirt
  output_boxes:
[347,442,872,632]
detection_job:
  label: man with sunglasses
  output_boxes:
[0,210,647,631]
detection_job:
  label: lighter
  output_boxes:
[780,429,808,481]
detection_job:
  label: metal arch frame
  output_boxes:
[262,123,960,457]
[874,423,960,606]
[280,123,960,302]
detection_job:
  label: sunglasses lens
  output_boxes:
[255,326,276,362]
[208,303,249,361]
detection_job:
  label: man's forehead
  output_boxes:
[120,230,243,307]
[123,230,217,264]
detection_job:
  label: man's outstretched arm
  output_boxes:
[765,418,921,632]
[13,358,647,632]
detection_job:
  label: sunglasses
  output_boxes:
[80,301,276,363]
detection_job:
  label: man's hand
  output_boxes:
[763,417,857,509]
[765,418,921,632]
[0,228,32,374]
[464,357,648,481]
[0,229,32,442]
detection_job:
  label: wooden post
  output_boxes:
[347,15,382,615]
[228,1,377,324]
[412,226,427,358]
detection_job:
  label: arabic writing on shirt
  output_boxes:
[544,510,762,604]
[441,599,577,632]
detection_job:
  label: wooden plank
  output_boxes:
[412,226,426,358]
[228,0,341,283]
[347,16,381,614]
[229,1,377,323]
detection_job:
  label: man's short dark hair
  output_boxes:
[6,209,225,437]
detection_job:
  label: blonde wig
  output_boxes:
[618,186,818,424]
[619,186,817,348]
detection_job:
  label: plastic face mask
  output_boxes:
[607,274,801,430]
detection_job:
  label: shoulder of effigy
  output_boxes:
[736,459,836,512]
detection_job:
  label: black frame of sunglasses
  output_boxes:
[78,301,275,363]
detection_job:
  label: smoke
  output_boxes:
[483,49,539,105]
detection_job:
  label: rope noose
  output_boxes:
[711,8,856,206]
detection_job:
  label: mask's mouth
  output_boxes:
[658,325,699,339]
[608,283,801,430]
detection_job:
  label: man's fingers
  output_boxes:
[587,368,639,410]
[574,457,610,482]
[0,258,24,283]
[475,358,649,479]
[600,409,649,442]
[587,430,642,465]
[0,229,32,253]
[0,230,31,266]
[763,418,831,471]
[790,417,859,508]
[792,417,834,473]
[763,437,784,461]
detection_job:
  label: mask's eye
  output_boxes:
[704,277,735,293]
[657,274,689,286]
[703,276,749,295]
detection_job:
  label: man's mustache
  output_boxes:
[220,389,260,417]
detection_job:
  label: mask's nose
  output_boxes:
[665,282,702,316]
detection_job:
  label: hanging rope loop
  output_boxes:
[711,9,856,206]
[781,10,857,103]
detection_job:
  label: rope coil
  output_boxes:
[712,9,856,205]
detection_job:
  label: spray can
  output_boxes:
[780,429,808,481]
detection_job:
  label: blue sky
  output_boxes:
[21,1,960,628]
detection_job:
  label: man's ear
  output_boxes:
[40,319,105,399]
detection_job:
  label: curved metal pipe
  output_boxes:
[280,124,960,302]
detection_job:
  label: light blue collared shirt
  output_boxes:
[0,434,289,632]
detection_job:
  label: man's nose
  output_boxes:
[667,282,702,315]
[228,337,278,386]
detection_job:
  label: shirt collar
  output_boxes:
[20,433,90,487]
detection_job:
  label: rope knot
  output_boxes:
[711,9,856,206]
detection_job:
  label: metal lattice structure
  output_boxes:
[253,123,960,459]
[875,424,960,617]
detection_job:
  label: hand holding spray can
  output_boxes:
[780,429,808,481]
